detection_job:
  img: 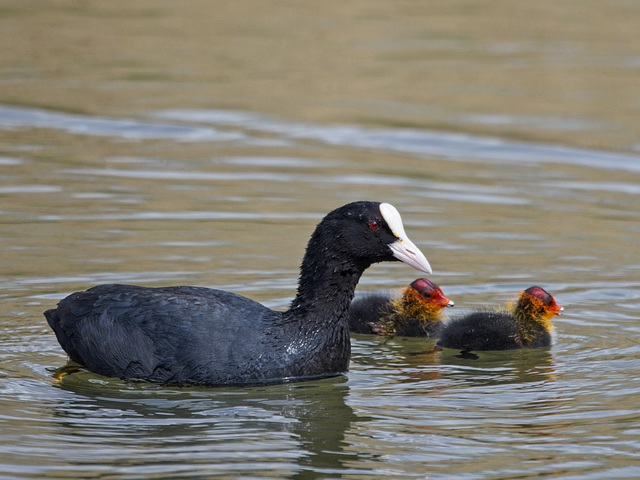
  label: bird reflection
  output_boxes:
[351,334,557,387]
[49,373,365,478]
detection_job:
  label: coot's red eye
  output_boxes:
[369,221,380,230]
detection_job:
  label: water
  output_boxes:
[1,1,640,478]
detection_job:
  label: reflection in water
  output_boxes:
[352,335,557,387]
[345,337,573,479]
[50,374,361,478]
[435,347,557,386]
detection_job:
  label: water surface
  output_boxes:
[1,1,639,479]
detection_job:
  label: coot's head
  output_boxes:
[517,286,563,322]
[320,201,432,274]
[409,278,454,308]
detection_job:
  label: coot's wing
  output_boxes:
[45,284,276,384]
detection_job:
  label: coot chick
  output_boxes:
[45,201,432,386]
[436,286,563,352]
[349,278,454,337]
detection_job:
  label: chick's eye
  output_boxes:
[369,220,380,230]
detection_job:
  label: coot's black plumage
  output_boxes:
[349,278,454,337]
[45,201,432,386]
[436,286,563,353]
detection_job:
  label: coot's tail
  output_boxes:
[44,308,83,365]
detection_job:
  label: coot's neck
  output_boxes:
[286,238,369,330]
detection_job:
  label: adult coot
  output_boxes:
[349,278,454,337]
[436,286,563,353]
[45,201,432,386]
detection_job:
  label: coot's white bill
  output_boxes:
[380,203,432,274]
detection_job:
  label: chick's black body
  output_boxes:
[349,278,453,337]
[435,310,551,352]
[45,201,428,386]
[348,293,392,335]
[349,292,444,337]
[436,287,561,352]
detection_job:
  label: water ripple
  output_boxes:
[157,108,640,173]
[0,105,243,142]
[1,104,639,173]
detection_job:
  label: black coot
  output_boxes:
[45,201,432,386]
[436,286,563,353]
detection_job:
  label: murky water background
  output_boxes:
[1,1,639,478]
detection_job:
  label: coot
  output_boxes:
[436,286,563,352]
[45,201,432,386]
[349,278,454,337]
